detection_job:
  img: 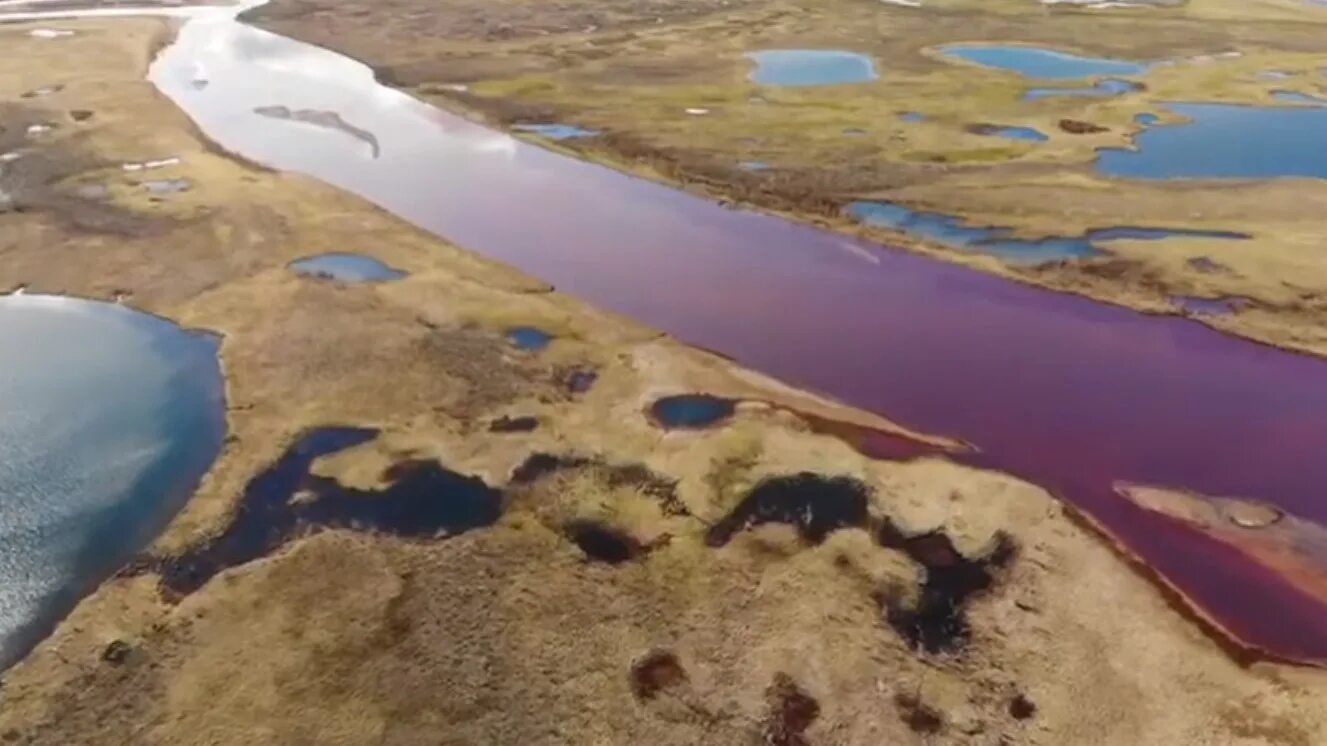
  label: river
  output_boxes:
[5,0,1327,662]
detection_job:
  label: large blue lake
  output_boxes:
[1098,102,1327,179]
[0,294,224,667]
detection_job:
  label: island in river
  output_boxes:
[2,3,1327,746]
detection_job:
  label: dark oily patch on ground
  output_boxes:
[706,473,870,547]
[877,520,1017,654]
[564,519,646,564]
[648,393,738,430]
[762,673,821,746]
[630,649,687,700]
[894,691,945,735]
[510,453,688,516]
[131,427,502,596]
[488,414,539,432]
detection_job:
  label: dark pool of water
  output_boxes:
[563,519,643,564]
[148,12,1327,662]
[505,326,552,350]
[141,427,501,595]
[1025,78,1142,100]
[939,45,1148,79]
[746,49,878,87]
[0,294,224,668]
[848,201,1246,264]
[706,473,870,546]
[650,394,737,429]
[1098,102,1327,180]
[288,252,406,282]
[878,520,1015,653]
[512,123,599,140]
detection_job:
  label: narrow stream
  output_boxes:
[7,2,1327,661]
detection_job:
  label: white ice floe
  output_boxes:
[27,27,73,38]
[685,107,710,115]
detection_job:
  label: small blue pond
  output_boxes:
[1025,78,1142,100]
[1097,102,1327,180]
[512,123,599,140]
[0,294,224,669]
[899,111,926,122]
[289,252,406,283]
[739,161,770,171]
[746,49,878,87]
[1135,112,1161,126]
[973,124,1048,142]
[939,45,1148,79]
[848,201,1247,264]
[650,394,738,429]
[506,326,553,350]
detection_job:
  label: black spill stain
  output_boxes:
[630,650,687,700]
[894,692,944,734]
[1187,256,1226,273]
[705,473,869,547]
[1009,693,1036,720]
[1058,118,1109,134]
[649,394,737,430]
[510,453,688,516]
[69,110,94,123]
[566,369,598,394]
[489,415,539,433]
[133,427,501,597]
[763,673,820,746]
[564,520,643,564]
[877,520,1016,654]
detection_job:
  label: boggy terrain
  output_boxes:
[4,11,1327,746]
[247,0,1327,358]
